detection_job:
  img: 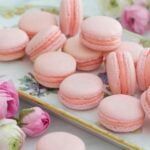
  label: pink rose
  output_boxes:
[19,107,51,137]
[134,0,149,7]
[0,80,19,118]
[121,5,150,34]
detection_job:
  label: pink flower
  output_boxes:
[121,5,150,34]
[0,80,19,118]
[19,107,51,137]
[134,0,149,7]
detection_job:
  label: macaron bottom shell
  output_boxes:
[99,112,144,133]
[58,91,104,110]
[34,71,74,88]
[0,50,25,61]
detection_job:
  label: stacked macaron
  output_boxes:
[1,0,150,136]
[63,35,103,71]
[80,16,123,52]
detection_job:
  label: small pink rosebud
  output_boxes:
[121,5,150,34]
[19,107,51,137]
[0,80,19,118]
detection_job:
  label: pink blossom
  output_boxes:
[19,107,51,137]
[121,5,150,34]
[0,80,19,118]
[134,0,149,7]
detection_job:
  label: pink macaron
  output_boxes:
[0,28,29,61]
[136,48,150,91]
[19,9,57,38]
[98,94,145,132]
[106,51,137,95]
[26,25,66,61]
[80,16,122,52]
[60,0,83,36]
[34,51,76,88]
[141,87,150,118]
[63,35,103,71]
[36,132,86,150]
[58,73,104,110]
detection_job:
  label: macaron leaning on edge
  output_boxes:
[136,48,150,91]
[106,51,137,95]
[58,73,104,110]
[33,51,76,88]
[0,28,29,61]
[60,0,83,36]
[63,35,103,71]
[98,94,145,132]
[26,25,66,61]
[36,132,86,150]
[19,9,57,38]
[80,16,123,52]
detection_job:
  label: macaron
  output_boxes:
[63,35,103,71]
[34,51,76,88]
[106,51,137,95]
[36,132,86,150]
[60,0,83,36]
[26,26,66,61]
[80,16,122,52]
[141,87,150,118]
[136,48,150,91]
[98,94,145,132]
[0,28,29,61]
[19,9,57,38]
[58,73,104,110]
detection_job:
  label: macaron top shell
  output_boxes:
[64,35,102,61]
[34,52,76,76]
[116,41,144,63]
[59,73,103,98]
[0,28,29,52]
[36,132,85,150]
[99,95,144,121]
[81,16,122,39]
[19,9,56,35]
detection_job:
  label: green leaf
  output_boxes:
[140,38,150,47]
[19,108,34,125]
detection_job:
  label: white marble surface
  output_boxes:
[21,100,121,150]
